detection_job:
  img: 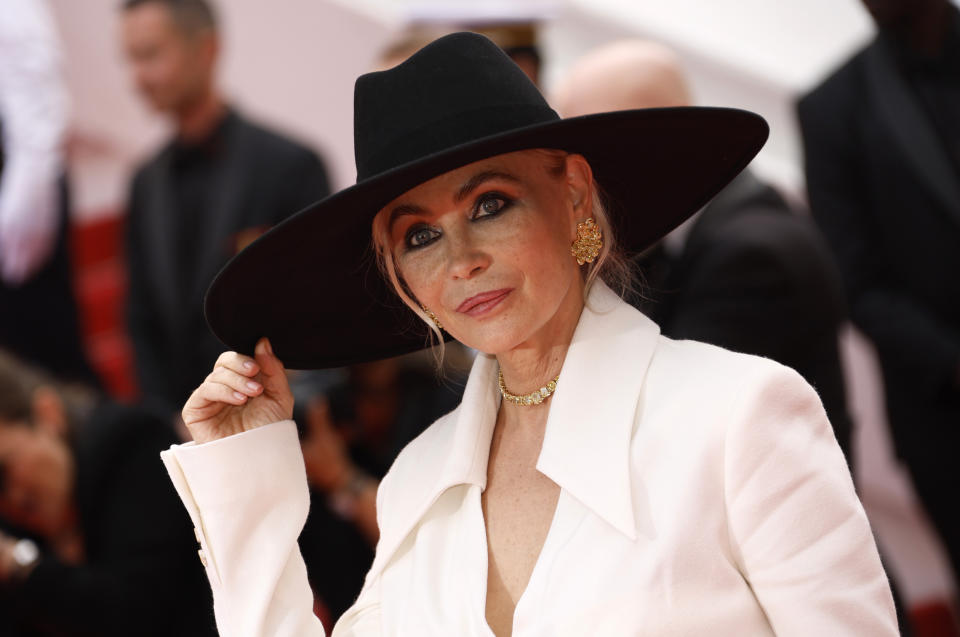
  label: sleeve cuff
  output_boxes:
[160,420,308,588]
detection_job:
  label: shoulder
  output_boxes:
[645,337,823,424]
[797,42,872,120]
[716,211,837,278]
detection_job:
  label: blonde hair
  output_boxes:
[370,149,638,361]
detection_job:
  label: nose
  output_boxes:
[445,228,491,280]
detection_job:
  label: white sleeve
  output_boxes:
[723,365,898,636]
[161,421,383,637]
[0,0,69,284]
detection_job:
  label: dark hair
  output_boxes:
[122,0,217,35]
[0,350,96,431]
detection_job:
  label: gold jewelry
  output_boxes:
[571,217,603,265]
[498,368,559,406]
[421,305,444,331]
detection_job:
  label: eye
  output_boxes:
[405,224,441,249]
[473,193,511,219]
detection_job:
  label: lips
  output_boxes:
[456,288,513,317]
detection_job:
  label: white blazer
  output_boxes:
[161,283,898,637]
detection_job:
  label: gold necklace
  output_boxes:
[498,369,559,406]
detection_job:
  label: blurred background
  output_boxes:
[1,0,958,634]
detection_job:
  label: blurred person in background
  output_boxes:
[0,349,216,636]
[554,40,854,461]
[798,0,960,588]
[292,356,463,628]
[120,0,331,418]
[0,0,98,387]
[396,4,549,85]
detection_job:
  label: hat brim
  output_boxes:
[204,106,768,369]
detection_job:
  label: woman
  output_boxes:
[161,33,897,636]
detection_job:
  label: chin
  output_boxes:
[452,321,532,356]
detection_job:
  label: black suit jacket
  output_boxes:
[0,402,217,636]
[798,36,960,458]
[641,170,853,459]
[126,110,330,413]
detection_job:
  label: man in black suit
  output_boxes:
[121,0,330,415]
[554,40,853,459]
[644,171,853,457]
[797,0,960,583]
[0,349,216,636]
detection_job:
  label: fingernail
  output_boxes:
[243,361,254,370]
[246,381,261,391]
[233,391,246,400]
[265,339,274,356]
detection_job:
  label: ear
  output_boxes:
[564,154,595,236]
[31,386,67,438]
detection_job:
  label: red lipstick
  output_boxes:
[456,288,513,317]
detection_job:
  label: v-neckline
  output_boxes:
[474,485,584,637]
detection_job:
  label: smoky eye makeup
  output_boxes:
[472,192,514,219]
[404,223,441,250]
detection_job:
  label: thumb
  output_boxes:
[254,337,287,392]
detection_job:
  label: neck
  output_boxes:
[495,278,586,412]
[175,87,225,143]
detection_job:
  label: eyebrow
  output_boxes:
[387,170,521,232]
[454,170,521,203]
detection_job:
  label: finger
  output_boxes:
[254,338,288,393]
[207,366,263,397]
[193,381,248,407]
[214,350,260,377]
[182,382,248,422]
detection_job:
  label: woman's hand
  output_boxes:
[182,337,293,444]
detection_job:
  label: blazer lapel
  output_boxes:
[864,39,960,224]
[140,149,181,327]
[365,353,498,582]
[536,282,660,541]
[192,115,251,301]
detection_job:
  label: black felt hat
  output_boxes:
[203,32,768,369]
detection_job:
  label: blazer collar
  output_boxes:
[537,282,659,540]
[398,283,658,541]
[369,284,660,578]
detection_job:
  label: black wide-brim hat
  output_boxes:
[204,32,768,369]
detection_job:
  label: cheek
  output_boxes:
[396,251,445,308]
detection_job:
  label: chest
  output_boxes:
[482,460,560,637]
[376,482,770,637]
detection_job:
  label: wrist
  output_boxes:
[0,538,39,583]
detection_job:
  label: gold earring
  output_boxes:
[571,218,603,265]
[421,305,444,331]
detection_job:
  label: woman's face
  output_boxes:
[379,150,594,355]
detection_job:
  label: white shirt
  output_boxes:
[162,282,897,636]
[0,0,69,285]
